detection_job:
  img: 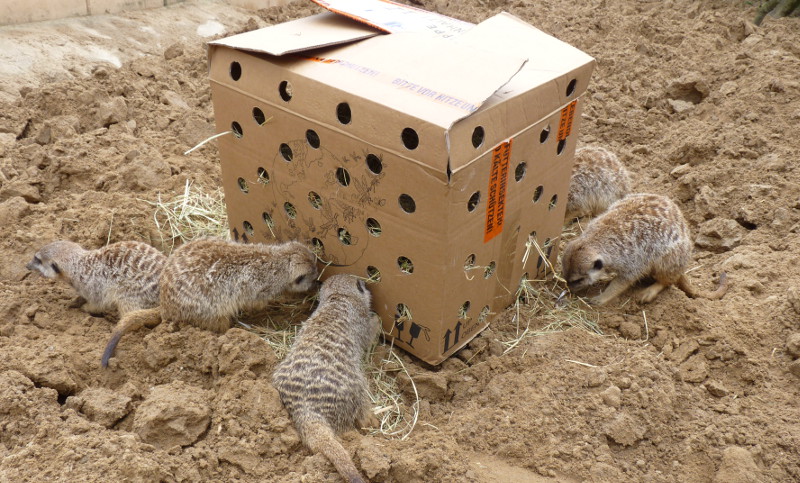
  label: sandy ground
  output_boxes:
[1,0,799,482]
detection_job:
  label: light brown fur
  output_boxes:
[26,240,166,316]
[566,145,632,220]
[101,238,318,367]
[272,275,378,483]
[562,193,728,306]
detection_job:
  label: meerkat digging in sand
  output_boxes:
[272,274,378,483]
[562,193,728,305]
[101,238,318,367]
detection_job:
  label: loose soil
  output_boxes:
[1,1,799,482]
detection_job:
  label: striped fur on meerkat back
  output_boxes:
[566,145,632,220]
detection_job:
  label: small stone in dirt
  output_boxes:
[714,446,766,483]
[669,99,694,114]
[133,381,210,449]
[786,333,800,359]
[670,339,699,364]
[619,321,641,340]
[604,413,646,446]
[398,372,448,401]
[164,42,184,60]
[76,387,132,428]
[0,197,30,226]
[789,360,800,379]
[669,163,691,179]
[679,354,709,383]
[695,218,746,253]
[0,180,41,203]
[587,368,607,388]
[601,385,622,408]
[705,380,729,398]
[161,91,190,111]
[786,287,800,315]
[357,438,391,481]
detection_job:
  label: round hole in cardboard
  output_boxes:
[308,191,322,209]
[366,265,381,283]
[398,194,416,213]
[336,102,351,125]
[335,167,351,186]
[280,143,293,162]
[478,305,490,323]
[471,126,485,148]
[231,121,243,138]
[515,162,527,182]
[366,218,381,237]
[252,107,266,125]
[366,154,383,174]
[284,202,297,219]
[484,261,496,279]
[528,231,537,242]
[397,256,414,274]
[279,80,292,102]
[229,61,241,81]
[464,254,476,270]
[549,194,558,210]
[566,78,577,97]
[532,186,544,203]
[395,303,412,320]
[306,129,320,149]
[337,228,352,245]
[243,220,254,236]
[257,167,270,184]
[459,301,471,319]
[540,126,550,143]
[467,191,480,212]
[401,127,419,150]
[237,177,249,193]
[262,211,274,228]
[557,139,567,155]
[311,237,324,256]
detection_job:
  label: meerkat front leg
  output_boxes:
[589,277,633,306]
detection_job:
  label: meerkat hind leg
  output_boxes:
[590,277,633,306]
[638,282,668,304]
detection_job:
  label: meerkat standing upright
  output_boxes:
[26,240,166,315]
[272,274,378,483]
[101,238,319,367]
[562,193,728,306]
[565,145,632,220]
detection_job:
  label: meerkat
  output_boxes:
[101,238,318,367]
[26,240,166,315]
[565,145,632,220]
[272,274,378,483]
[562,193,728,306]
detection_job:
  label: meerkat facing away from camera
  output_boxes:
[101,238,318,367]
[26,240,166,315]
[565,145,632,220]
[272,274,378,483]
[562,193,728,306]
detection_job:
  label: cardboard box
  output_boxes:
[207,0,595,365]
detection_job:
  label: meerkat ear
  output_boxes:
[592,259,603,270]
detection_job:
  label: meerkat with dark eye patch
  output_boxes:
[26,240,166,315]
[101,238,319,367]
[562,193,728,306]
[565,145,632,220]
[272,274,378,483]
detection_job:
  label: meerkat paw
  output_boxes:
[357,411,381,431]
[68,296,88,309]
[638,283,667,304]
[81,302,106,317]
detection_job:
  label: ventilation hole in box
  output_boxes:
[459,301,471,319]
[540,126,550,143]
[515,162,527,182]
[335,167,351,187]
[532,185,544,203]
[262,211,274,228]
[401,127,419,150]
[311,237,324,257]
[237,177,249,193]
[471,126,485,148]
[279,80,292,102]
[566,78,577,97]
[484,261,496,279]
[308,191,322,209]
[337,228,352,245]
[464,253,476,271]
[398,194,416,213]
[243,220,254,236]
[397,256,414,274]
[529,230,537,242]
[257,167,270,184]
[252,107,266,125]
[366,153,383,174]
[336,102,351,125]
[284,202,297,219]
[280,143,293,162]
[395,303,412,323]
[467,191,480,212]
[306,129,320,149]
[366,265,381,283]
[557,139,567,155]
[478,305,491,323]
[549,194,558,210]
[229,61,242,81]
[231,121,243,138]
[366,218,381,237]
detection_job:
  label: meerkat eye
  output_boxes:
[592,259,603,270]
[51,262,62,275]
[294,275,306,285]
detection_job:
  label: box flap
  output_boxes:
[311,0,473,37]
[208,12,380,56]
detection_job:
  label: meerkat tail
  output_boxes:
[677,272,729,300]
[101,307,162,368]
[301,420,366,483]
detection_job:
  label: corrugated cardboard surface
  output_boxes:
[208,4,594,364]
